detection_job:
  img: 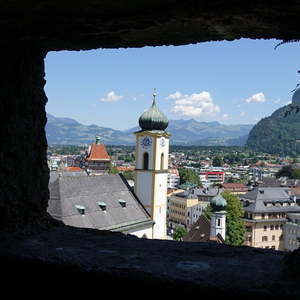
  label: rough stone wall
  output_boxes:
[0,1,300,50]
[0,46,49,230]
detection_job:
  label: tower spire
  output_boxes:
[152,88,157,106]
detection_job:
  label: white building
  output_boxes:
[168,169,180,189]
[284,213,300,251]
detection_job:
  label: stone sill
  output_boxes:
[1,224,300,297]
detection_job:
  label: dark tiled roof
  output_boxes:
[259,177,282,187]
[47,174,152,231]
[183,215,210,242]
[183,215,224,243]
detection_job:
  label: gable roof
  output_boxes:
[183,215,224,243]
[86,143,110,161]
[47,174,153,232]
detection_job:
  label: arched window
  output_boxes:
[143,152,149,170]
[160,153,164,170]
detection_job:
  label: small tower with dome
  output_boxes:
[210,192,227,241]
[134,89,170,239]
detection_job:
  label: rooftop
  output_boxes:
[86,143,110,161]
[48,174,152,232]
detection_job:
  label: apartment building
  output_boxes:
[167,168,180,189]
[200,171,225,184]
[283,213,300,251]
[167,188,211,232]
[241,187,300,250]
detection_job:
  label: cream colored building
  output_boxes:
[168,194,199,228]
[241,187,300,250]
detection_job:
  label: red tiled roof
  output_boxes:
[64,166,83,171]
[86,143,110,161]
[168,168,179,176]
[116,166,135,171]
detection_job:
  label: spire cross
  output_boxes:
[152,88,157,105]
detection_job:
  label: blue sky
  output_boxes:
[45,38,300,130]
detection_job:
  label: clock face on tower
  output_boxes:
[141,136,152,148]
[160,138,165,148]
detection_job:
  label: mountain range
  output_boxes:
[46,114,253,146]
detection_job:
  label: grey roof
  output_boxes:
[241,187,300,213]
[49,171,88,184]
[48,174,153,232]
[176,187,219,199]
[259,177,282,187]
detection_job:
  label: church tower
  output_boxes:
[210,192,227,241]
[134,90,170,239]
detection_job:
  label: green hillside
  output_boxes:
[246,105,300,156]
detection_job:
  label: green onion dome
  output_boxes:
[139,90,169,131]
[211,192,227,212]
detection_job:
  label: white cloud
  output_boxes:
[222,113,229,119]
[240,111,246,116]
[274,98,281,104]
[100,91,123,102]
[245,92,266,103]
[286,100,292,105]
[167,91,183,100]
[169,91,220,117]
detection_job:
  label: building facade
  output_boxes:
[241,187,300,250]
[200,171,225,184]
[283,213,300,251]
[167,168,180,189]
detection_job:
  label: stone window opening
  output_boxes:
[2,5,300,296]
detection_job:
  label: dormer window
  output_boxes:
[119,199,126,208]
[97,201,107,211]
[75,205,85,215]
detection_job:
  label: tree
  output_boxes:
[212,156,223,167]
[173,226,187,241]
[108,163,119,174]
[123,170,134,180]
[202,204,213,221]
[222,190,246,246]
[275,165,300,179]
[178,168,201,186]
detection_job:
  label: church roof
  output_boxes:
[138,90,168,131]
[183,215,224,243]
[47,173,153,232]
[86,143,110,161]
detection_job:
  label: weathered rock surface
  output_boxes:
[0,1,300,50]
[1,225,299,298]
